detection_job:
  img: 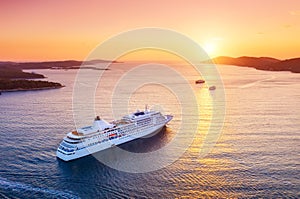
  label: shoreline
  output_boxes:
[0,85,64,93]
[211,56,300,73]
[217,64,299,73]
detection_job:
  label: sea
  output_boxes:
[0,62,299,198]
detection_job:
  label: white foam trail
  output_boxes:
[0,177,80,199]
[239,75,275,88]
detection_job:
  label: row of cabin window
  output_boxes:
[137,118,151,123]
[86,138,110,147]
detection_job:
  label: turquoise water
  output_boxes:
[0,63,299,198]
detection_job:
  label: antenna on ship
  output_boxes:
[145,104,148,112]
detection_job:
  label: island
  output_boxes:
[211,56,300,73]
[0,59,119,70]
[0,79,63,92]
[0,67,64,92]
[0,59,118,92]
[0,62,61,92]
[0,65,45,79]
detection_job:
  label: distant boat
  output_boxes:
[195,79,205,84]
[209,86,216,90]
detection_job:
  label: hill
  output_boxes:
[0,59,119,92]
[211,56,300,73]
[0,66,45,79]
[268,58,300,73]
[212,56,281,67]
[0,59,118,70]
[0,79,63,92]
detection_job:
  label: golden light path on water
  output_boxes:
[93,60,220,169]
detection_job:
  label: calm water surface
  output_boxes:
[0,63,299,198]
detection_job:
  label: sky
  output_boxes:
[0,0,299,61]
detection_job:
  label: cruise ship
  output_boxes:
[56,107,173,161]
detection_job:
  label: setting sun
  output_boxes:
[202,38,223,57]
[0,1,299,61]
[203,41,217,57]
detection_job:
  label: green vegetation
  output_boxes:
[0,64,63,92]
[0,79,63,91]
[0,59,120,92]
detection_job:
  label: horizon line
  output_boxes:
[1,55,299,63]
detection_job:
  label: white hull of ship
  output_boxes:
[57,124,166,161]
